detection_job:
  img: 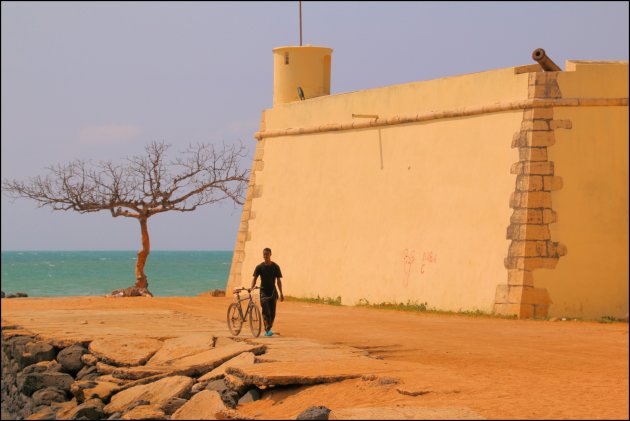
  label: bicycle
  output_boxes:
[227,286,262,337]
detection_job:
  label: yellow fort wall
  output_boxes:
[227,52,629,319]
[532,61,629,319]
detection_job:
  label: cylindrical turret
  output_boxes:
[273,45,332,105]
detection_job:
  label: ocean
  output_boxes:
[0,251,232,297]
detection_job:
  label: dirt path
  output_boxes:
[2,296,628,419]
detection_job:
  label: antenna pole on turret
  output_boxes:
[299,1,303,46]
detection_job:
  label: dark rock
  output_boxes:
[238,387,261,404]
[65,398,105,420]
[32,387,68,405]
[15,292,29,297]
[127,400,151,411]
[7,293,18,298]
[17,371,75,396]
[20,341,56,368]
[1,290,4,298]
[296,405,332,420]
[206,378,229,394]
[160,397,188,415]
[58,344,87,374]
[220,389,239,409]
[22,360,63,375]
[109,286,153,297]
[75,365,98,381]
[70,381,99,402]
[7,336,36,360]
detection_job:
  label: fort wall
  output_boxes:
[227,55,628,319]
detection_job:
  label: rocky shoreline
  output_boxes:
[1,324,424,420]
[3,326,290,420]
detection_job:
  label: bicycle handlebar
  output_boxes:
[233,286,260,294]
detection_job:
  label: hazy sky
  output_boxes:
[1,1,628,251]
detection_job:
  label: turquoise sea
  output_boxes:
[0,251,232,297]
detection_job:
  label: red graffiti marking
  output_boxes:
[402,249,415,287]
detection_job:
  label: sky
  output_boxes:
[1,1,628,251]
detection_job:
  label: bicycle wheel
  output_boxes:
[227,303,243,336]
[249,303,262,337]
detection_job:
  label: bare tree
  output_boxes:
[2,141,249,296]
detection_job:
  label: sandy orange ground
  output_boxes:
[1,295,628,420]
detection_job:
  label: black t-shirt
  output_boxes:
[253,262,282,297]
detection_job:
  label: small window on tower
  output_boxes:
[285,52,289,65]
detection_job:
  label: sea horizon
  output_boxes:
[1,250,233,297]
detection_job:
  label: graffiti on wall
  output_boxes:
[402,249,416,287]
[402,249,438,287]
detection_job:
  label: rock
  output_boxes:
[171,390,225,420]
[6,293,18,298]
[237,387,261,404]
[25,406,57,420]
[96,362,117,375]
[111,366,171,380]
[165,342,266,377]
[22,360,63,375]
[220,389,240,409]
[205,379,229,394]
[71,381,99,402]
[89,337,163,367]
[190,382,207,395]
[103,375,194,415]
[198,352,256,382]
[61,398,105,420]
[53,399,79,419]
[296,406,332,420]
[160,397,188,415]
[197,289,226,297]
[17,371,75,396]
[1,290,4,298]
[18,341,55,367]
[215,408,254,420]
[76,365,99,381]
[109,286,153,297]
[16,292,29,297]
[58,344,87,374]
[107,412,122,420]
[127,400,151,411]
[120,405,166,420]
[81,381,120,403]
[226,358,393,387]
[7,336,37,360]
[81,354,98,366]
[146,334,215,366]
[224,374,248,395]
[32,387,68,406]
[71,380,119,403]
[94,375,131,386]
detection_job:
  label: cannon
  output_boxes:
[532,48,562,72]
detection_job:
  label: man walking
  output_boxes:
[250,247,284,336]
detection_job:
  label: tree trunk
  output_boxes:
[135,217,150,288]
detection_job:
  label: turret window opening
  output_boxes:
[285,52,289,65]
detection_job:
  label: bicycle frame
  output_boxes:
[233,287,258,322]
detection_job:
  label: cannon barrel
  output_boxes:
[532,48,561,72]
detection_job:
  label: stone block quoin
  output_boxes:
[494,71,569,319]
[228,136,266,289]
